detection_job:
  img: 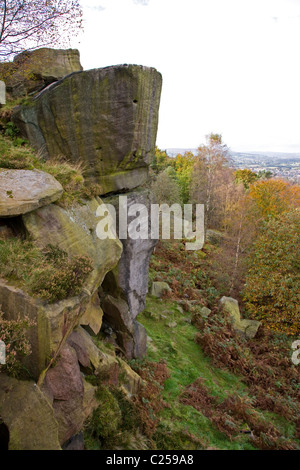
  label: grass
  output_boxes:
[137,296,255,450]
[0,239,93,302]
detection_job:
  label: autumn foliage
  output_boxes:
[243,210,300,335]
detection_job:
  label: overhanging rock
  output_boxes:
[12,65,162,195]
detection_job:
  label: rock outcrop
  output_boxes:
[12,65,162,195]
[42,343,85,445]
[22,197,123,294]
[99,189,158,358]
[0,169,63,217]
[0,48,83,97]
[0,50,162,450]
[103,189,158,318]
[0,280,90,379]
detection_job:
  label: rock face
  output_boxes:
[99,190,158,359]
[219,296,261,339]
[67,326,142,396]
[0,279,91,379]
[22,197,123,294]
[0,374,61,450]
[0,48,82,97]
[104,189,158,319]
[0,51,163,449]
[12,65,162,195]
[43,344,85,445]
[0,169,63,217]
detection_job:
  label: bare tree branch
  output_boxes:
[0,0,83,61]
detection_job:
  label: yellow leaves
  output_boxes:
[247,178,300,221]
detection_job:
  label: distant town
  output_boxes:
[166,148,300,183]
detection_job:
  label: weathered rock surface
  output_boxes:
[0,169,63,217]
[22,197,123,294]
[150,281,172,298]
[0,279,90,379]
[42,344,85,445]
[0,48,82,97]
[101,294,147,359]
[98,190,158,358]
[79,291,103,335]
[12,65,162,194]
[219,296,261,339]
[67,326,142,396]
[200,306,212,318]
[0,374,61,450]
[104,190,158,319]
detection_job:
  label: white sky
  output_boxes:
[72,0,300,152]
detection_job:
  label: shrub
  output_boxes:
[0,240,93,303]
[86,386,122,439]
[0,132,101,205]
[0,310,35,378]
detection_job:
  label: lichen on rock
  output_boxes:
[12,65,162,195]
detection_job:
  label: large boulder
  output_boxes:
[0,48,82,97]
[0,374,61,450]
[22,197,123,294]
[0,169,63,217]
[12,65,162,194]
[219,296,261,339]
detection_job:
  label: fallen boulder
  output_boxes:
[219,296,261,339]
[150,281,172,298]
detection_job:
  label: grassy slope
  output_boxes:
[135,239,299,450]
[138,298,254,450]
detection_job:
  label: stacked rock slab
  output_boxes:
[0,48,83,97]
[0,169,63,217]
[12,64,162,194]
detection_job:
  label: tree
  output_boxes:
[150,146,171,174]
[151,169,181,205]
[0,0,82,60]
[243,210,300,336]
[191,133,232,228]
[234,168,258,190]
[172,151,194,204]
[247,178,300,221]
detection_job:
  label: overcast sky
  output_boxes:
[73,0,300,153]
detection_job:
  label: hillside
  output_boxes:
[132,239,300,450]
